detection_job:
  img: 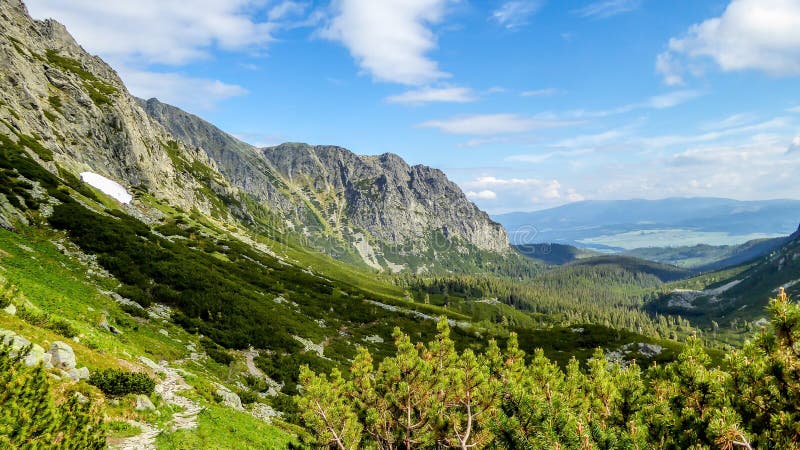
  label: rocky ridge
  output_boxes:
[138,98,510,270]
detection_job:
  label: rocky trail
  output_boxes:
[111,359,203,450]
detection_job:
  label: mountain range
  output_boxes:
[494,197,800,249]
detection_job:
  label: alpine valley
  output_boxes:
[1,1,800,449]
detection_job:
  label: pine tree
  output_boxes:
[0,341,105,449]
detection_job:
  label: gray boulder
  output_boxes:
[638,343,663,357]
[2,303,16,316]
[48,341,77,370]
[0,329,50,367]
[215,387,243,411]
[135,394,156,411]
[67,366,90,381]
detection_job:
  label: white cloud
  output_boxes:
[699,113,758,131]
[466,190,497,200]
[640,117,790,148]
[505,148,595,163]
[647,90,704,109]
[419,114,580,135]
[788,135,800,154]
[462,176,584,211]
[659,0,800,84]
[269,1,308,21]
[491,1,545,29]
[458,137,512,148]
[26,0,278,66]
[385,86,477,105]
[574,0,641,19]
[655,52,685,86]
[568,90,703,118]
[521,88,561,97]
[320,0,453,85]
[121,69,247,111]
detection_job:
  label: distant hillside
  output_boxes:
[566,255,693,282]
[494,198,800,248]
[514,243,600,265]
[624,236,788,271]
[650,225,800,329]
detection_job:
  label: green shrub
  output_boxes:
[242,374,268,392]
[238,390,259,405]
[205,347,233,366]
[88,368,155,397]
[48,318,79,338]
[16,305,51,326]
[120,302,148,319]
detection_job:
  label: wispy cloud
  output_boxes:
[268,1,308,21]
[568,90,704,118]
[385,86,477,105]
[521,88,562,97]
[491,1,545,29]
[639,117,790,148]
[319,0,454,85]
[457,137,513,148]
[505,148,594,163]
[419,113,581,135]
[574,0,641,19]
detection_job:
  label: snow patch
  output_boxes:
[79,172,132,204]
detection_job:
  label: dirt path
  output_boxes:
[112,421,160,450]
[111,359,203,449]
[243,347,265,379]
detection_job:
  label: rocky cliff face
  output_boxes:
[260,143,509,254]
[138,98,510,270]
[0,0,235,217]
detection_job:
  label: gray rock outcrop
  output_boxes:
[215,386,244,411]
[0,329,51,367]
[48,341,76,369]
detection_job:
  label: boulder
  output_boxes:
[25,343,48,368]
[0,329,49,367]
[251,403,282,423]
[215,387,243,411]
[67,366,90,381]
[135,394,156,411]
[638,343,663,357]
[2,303,16,316]
[48,341,77,370]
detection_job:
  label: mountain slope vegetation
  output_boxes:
[0,0,797,448]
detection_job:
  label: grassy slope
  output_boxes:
[0,226,297,446]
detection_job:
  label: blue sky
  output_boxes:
[25,0,800,213]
